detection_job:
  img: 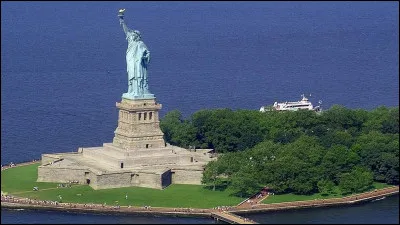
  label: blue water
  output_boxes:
[1,1,398,224]
[244,195,399,224]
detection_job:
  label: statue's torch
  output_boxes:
[118,8,125,20]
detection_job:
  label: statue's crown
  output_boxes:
[133,30,141,36]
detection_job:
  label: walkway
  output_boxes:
[230,186,399,213]
[211,211,258,224]
[236,187,270,209]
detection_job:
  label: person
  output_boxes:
[119,14,153,99]
[125,193,128,200]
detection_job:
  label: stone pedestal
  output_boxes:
[38,97,216,190]
[112,98,166,150]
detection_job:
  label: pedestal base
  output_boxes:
[122,93,155,100]
[112,98,165,149]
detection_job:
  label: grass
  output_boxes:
[262,182,395,204]
[2,163,395,208]
[1,163,58,193]
[1,163,244,208]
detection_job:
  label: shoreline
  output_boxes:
[231,187,399,214]
[1,202,213,218]
[2,186,398,220]
[1,161,399,220]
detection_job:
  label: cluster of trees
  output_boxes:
[160,105,399,197]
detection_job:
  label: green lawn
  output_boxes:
[3,163,394,208]
[262,182,394,204]
[1,163,243,208]
[1,163,58,193]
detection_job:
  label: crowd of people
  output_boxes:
[1,194,60,206]
[1,160,38,171]
[212,205,235,211]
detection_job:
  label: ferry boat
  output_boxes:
[260,94,321,112]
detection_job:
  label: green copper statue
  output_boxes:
[118,9,154,99]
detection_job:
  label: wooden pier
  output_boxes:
[211,211,258,224]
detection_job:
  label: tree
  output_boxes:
[263,135,324,194]
[321,105,367,131]
[229,164,261,198]
[339,167,373,194]
[319,130,354,148]
[160,110,198,148]
[355,131,399,184]
[160,110,183,143]
[378,152,399,184]
[363,106,399,134]
[319,145,360,183]
[191,109,264,153]
[202,161,226,191]
[382,107,399,134]
[317,179,336,196]
[163,106,398,196]
[272,128,302,144]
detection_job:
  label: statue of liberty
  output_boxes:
[118,9,154,100]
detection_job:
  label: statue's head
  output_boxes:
[132,30,141,41]
[133,30,141,36]
[126,30,141,42]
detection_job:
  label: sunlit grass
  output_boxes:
[1,163,244,208]
[1,163,57,193]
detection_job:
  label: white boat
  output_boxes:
[260,94,321,112]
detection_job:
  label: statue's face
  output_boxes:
[127,32,141,42]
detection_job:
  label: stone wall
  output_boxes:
[82,149,120,168]
[37,166,88,184]
[123,155,179,168]
[40,154,62,165]
[171,169,204,185]
[92,171,163,190]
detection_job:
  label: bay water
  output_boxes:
[1,2,398,223]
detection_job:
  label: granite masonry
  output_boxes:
[37,98,215,189]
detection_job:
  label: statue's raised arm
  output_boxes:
[121,19,133,36]
[118,9,131,36]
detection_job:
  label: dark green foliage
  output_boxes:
[228,164,262,198]
[319,145,360,183]
[201,160,227,191]
[338,166,373,194]
[160,105,398,197]
[160,110,198,148]
[161,109,265,153]
[321,105,367,131]
[354,131,399,184]
[317,179,336,196]
[363,106,399,134]
[319,130,354,148]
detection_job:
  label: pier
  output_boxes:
[211,211,258,224]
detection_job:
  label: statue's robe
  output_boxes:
[126,33,149,96]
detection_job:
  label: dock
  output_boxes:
[211,211,258,224]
